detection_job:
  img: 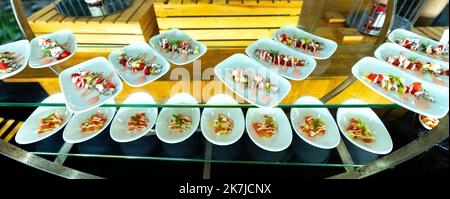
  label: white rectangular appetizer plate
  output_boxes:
[245,38,317,81]
[29,29,77,68]
[59,57,123,114]
[108,41,170,87]
[63,105,116,144]
[148,28,207,65]
[290,96,340,150]
[374,42,449,89]
[200,94,245,146]
[110,92,158,143]
[337,99,393,155]
[15,93,72,145]
[352,57,449,118]
[272,25,338,60]
[155,93,200,144]
[388,28,449,63]
[214,53,292,108]
[0,40,30,80]
[246,108,293,152]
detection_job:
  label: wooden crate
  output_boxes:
[27,0,158,45]
[154,0,303,47]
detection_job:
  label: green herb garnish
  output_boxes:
[409,56,419,62]
[311,118,323,129]
[268,49,279,57]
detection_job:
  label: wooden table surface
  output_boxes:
[3,23,447,105]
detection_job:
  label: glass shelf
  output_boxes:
[0,102,400,108]
[3,0,445,179]
[3,102,404,169]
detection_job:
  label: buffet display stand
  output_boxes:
[1,0,448,179]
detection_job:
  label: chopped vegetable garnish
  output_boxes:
[118,51,162,76]
[38,38,71,60]
[169,113,192,133]
[211,113,233,135]
[300,115,326,139]
[363,72,435,103]
[81,112,107,133]
[71,70,116,96]
[346,118,375,143]
[252,115,277,138]
[38,113,63,134]
[0,51,19,74]
[127,112,149,133]
[276,33,325,53]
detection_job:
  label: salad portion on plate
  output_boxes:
[149,28,207,65]
[15,93,72,145]
[59,57,123,113]
[419,115,440,130]
[0,40,30,80]
[388,29,449,62]
[29,29,77,68]
[272,25,338,59]
[38,113,65,134]
[245,38,317,81]
[110,92,158,143]
[214,53,291,108]
[200,94,245,146]
[246,108,292,152]
[63,101,116,144]
[290,96,340,149]
[108,41,170,87]
[352,57,449,118]
[155,93,200,144]
[337,99,393,155]
[374,42,448,88]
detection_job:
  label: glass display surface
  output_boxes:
[1,0,447,173]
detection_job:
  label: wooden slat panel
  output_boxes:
[49,13,67,23]
[160,28,276,40]
[172,27,368,45]
[425,27,444,40]
[315,27,378,45]
[4,122,23,143]
[434,26,448,33]
[0,120,14,137]
[415,27,435,39]
[143,18,158,41]
[35,9,58,23]
[5,77,391,105]
[197,0,213,3]
[61,16,79,24]
[412,27,428,38]
[168,0,183,4]
[157,16,299,29]
[417,27,440,40]
[75,17,91,24]
[130,0,155,21]
[30,23,144,34]
[182,0,198,4]
[35,33,145,44]
[28,4,55,22]
[131,1,156,27]
[324,0,370,14]
[155,1,303,17]
[101,10,123,24]
[88,16,106,23]
[6,43,373,79]
[200,40,255,47]
[115,0,146,23]
[328,80,392,104]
